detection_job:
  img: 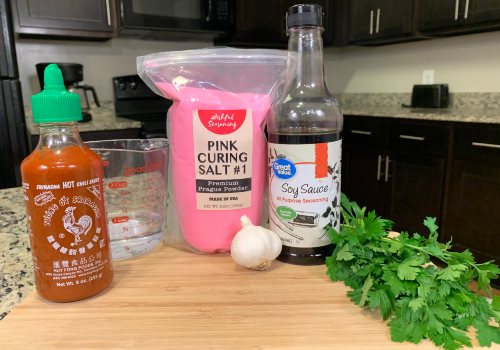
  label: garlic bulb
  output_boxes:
[231,215,282,271]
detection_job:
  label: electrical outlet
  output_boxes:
[422,69,435,84]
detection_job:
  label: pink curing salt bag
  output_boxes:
[137,48,288,253]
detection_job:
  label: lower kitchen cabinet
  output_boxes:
[445,160,500,264]
[342,116,447,235]
[442,123,500,269]
[388,153,445,234]
[342,149,387,216]
[342,115,388,215]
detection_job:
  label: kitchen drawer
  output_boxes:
[453,123,500,164]
[343,116,387,149]
[388,120,448,156]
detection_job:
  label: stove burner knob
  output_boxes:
[130,81,137,90]
[118,82,126,90]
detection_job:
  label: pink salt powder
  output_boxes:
[158,83,271,252]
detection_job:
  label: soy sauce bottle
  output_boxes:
[267,4,343,265]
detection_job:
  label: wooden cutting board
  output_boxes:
[0,246,498,350]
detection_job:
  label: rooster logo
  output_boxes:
[62,206,92,246]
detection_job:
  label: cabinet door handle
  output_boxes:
[464,0,470,19]
[370,10,374,35]
[399,134,426,141]
[454,0,460,20]
[472,142,500,149]
[105,0,111,26]
[377,154,383,181]
[350,129,372,136]
[376,8,381,34]
[385,155,391,183]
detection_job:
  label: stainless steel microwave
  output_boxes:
[117,0,234,39]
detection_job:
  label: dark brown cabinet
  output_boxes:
[217,0,347,48]
[342,116,388,216]
[11,0,114,40]
[443,123,500,268]
[349,0,417,45]
[388,153,446,234]
[342,116,448,234]
[418,0,500,35]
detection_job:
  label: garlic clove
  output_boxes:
[230,215,282,271]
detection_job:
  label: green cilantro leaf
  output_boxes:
[408,297,426,311]
[368,288,395,320]
[335,244,354,261]
[382,269,408,297]
[492,296,500,311]
[397,255,426,281]
[437,264,468,281]
[424,216,439,234]
[475,321,500,347]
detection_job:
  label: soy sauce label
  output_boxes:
[268,139,342,248]
[193,109,253,210]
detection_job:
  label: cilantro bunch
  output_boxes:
[326,194,500,350]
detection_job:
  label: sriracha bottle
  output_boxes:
[21,64,113,302]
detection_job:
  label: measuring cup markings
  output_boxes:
[108,181,128,189]
[112,216,129,224]
[86,139,168,260]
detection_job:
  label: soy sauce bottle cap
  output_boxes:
[286,4,323,29]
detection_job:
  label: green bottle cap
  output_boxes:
[31,63,82,123]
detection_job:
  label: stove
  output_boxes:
[113,75,171,139]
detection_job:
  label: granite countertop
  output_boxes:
[336,92,500,124]
[341,105,500,124]
[25,101,142,135]
[22,94,500,136]
[0,187,33,321]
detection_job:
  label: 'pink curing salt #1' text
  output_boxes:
[137,48,288,253]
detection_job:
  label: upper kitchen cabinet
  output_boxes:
[10,0,114,40]
[217,0,349,48]
[117,0,234,40]
[418,0,500,35]
[349,0,418,45]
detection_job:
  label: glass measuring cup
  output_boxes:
[85,139,168,260]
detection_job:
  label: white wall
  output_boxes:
[324,30,500,93]
[15,37,213,103]
[16,30,500,104]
